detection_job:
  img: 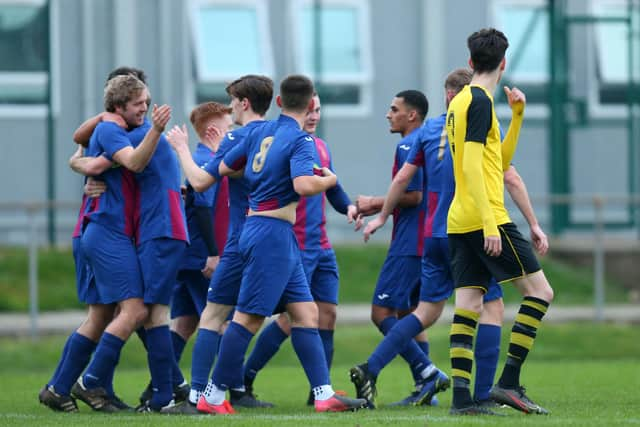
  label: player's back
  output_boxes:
[420,114,454,238]
[241,114,314,212]
[445,84,509,233]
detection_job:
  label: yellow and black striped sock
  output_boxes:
[450,308,479,408]
[498,296,550,388]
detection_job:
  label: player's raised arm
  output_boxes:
[73,112,127,147]
[166,124,218,191]
[112,103,170,173]
[501,86,525,170]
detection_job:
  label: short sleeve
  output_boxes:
[290,135,315,178]
[465,87,492,145]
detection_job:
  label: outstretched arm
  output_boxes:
[363,162,419,242]
[166,124,218,191]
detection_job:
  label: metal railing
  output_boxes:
[529,194,640,321]
[1,196,639,336]
[0,201,79,338]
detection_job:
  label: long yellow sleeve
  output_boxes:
[501,108,524,170]
[463,142,498,237]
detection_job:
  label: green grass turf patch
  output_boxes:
[0,323,638,426]
[0,244,630,312]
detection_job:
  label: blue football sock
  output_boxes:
[417,340,431,362]
[368,314,427,377]
[53,332,96,395]
[474,323,501,401]
[379,316,398,335]
[136,327,148,349]
[83,332,124,391]
[190,328,220,392]
[170,331,186,386]
[212,322,253,391]
[103,365,115,397]
[48,333,73,387]
[379,316,418,381]
[146,325,173,409]
[291,327,330,388]
[319,329,334,371]
[244,321,288,384]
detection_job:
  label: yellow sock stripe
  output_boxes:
[451,368,472,380]
[451,323,476,336]
[450,347,473,359]
[454,308,480,322]
[522,299,549,315]
[515,313,541,329]
[511,331,535,350]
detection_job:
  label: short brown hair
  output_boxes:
[103,75,147,112]
[445,68,472,93]
[280,75,314,112]
[226,75,273,116]
[189,102,233,137]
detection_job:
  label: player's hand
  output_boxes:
[151,104,172,132]
[70,144,84,160]
[347,204,358,224]
[356,195,378,217]
[101,112,127,129]
[503,86,526,116]
[201,255,220,279]
[363,215,386,242]
[530,224,549,256]
[484,235,502,257]
[166,124,190,153]
[84,177,106,198]
[353,214,365,231]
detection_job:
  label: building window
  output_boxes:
[492,0,549,106]
[190,0,274,104]
[289,0,373,115]
[0,0,48,105]
[593,0,638,105]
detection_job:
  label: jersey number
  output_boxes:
[252,137,273,173]
[437,128,447,161]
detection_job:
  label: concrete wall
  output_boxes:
[0,0,635,245]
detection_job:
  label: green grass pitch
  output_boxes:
[0,323,639,426]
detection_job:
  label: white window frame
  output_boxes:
[0,0,59,118]
[190,0,274,85]
[288,0,373,117]
[492,0,549,120]
[587,0,635,119]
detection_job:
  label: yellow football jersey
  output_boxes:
[445,84,510,234]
